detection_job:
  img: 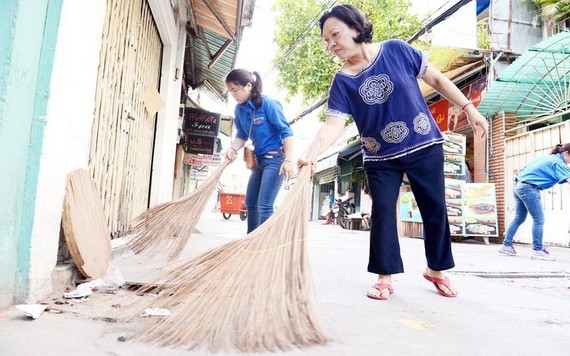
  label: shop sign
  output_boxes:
[428,77,488,132]
[183,153,221,167]
[201,153,221,166]
[429,99,449,131]
[183,107,221,137]
[183,153,202,166]
[190,165,209,180]
[184,135,216,155]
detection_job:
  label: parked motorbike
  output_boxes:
[335,196,355,229]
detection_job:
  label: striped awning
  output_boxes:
[477,31,570,121]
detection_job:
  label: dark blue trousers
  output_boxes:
[364,144,455,275]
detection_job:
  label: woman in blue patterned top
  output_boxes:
[299,4,488,300]
[499,143,570,260]
[225,69,294,233]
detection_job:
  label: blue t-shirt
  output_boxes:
[515,153,570,190]
[234,96,293,155]
[326,39,444,162]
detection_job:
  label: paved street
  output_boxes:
[1,211,569,355]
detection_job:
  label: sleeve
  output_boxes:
[554,161,570,184]
[234,107,248,141]
[325,74,351,121]
[389,39,428,78]
[263,97,293,139]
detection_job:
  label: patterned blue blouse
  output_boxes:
[326,39,444,162]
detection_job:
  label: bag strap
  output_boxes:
[247,109,255,141]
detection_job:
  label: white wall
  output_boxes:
[28,0,188,301]
[28,0,107,301]
[148,0,188,206]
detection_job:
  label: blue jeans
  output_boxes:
[502,181,544,251]
[245,149,285,233]
[364,144,454,275]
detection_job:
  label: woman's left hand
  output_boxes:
[280,160,294,181]
[464,106,489,139]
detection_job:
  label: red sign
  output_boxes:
[429,99,450,131]
[183,153,202,166]
[429,77,487,132]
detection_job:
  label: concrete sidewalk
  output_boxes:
[1,212,569,355]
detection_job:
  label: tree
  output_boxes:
[531,0,570,32]
[272,0,423,105]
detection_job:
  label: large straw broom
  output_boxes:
[126,160,230,261]
[127,139,329,352]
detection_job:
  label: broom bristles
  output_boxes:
[126,160,230,260]
[125,139,329,352]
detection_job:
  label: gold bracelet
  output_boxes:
[460,101,473,111]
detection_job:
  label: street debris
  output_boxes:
[15,304,47,319]
[63,265,126,299]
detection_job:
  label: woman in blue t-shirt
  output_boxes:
[224,69,295,233]
[499,143,570,260]
[299,5,488,300]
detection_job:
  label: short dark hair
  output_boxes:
[318,4,373,44]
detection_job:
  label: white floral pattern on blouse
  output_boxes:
[380,121,409,144]
[358,74,394,105]
[413,112,432,135]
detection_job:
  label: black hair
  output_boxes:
[318,4,373,43]
[225,69,263,107]
[550,143,570,155]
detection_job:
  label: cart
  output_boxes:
[218,192,247,221]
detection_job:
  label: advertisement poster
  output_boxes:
[443,133,466,175]
[462,183,498,237]
[400,180,498,237]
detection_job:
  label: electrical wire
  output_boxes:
[262,0,337,79]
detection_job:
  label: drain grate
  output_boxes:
[452,271,570,279]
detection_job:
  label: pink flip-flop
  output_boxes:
[423,272,457,298]
[366,282,394,300]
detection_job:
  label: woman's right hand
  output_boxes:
[297,156,317,176]
[225,147,238,162]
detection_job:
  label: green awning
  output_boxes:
[478,31,570,121]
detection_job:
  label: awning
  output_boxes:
[420,59,485,98]
[338,141,362,161]
[314,166,340,185]
[317,153,339,172]
[477,31,570,121]
[184,0,256,102]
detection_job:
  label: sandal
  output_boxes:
[423,272,457,298]
[366,282,394,300]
